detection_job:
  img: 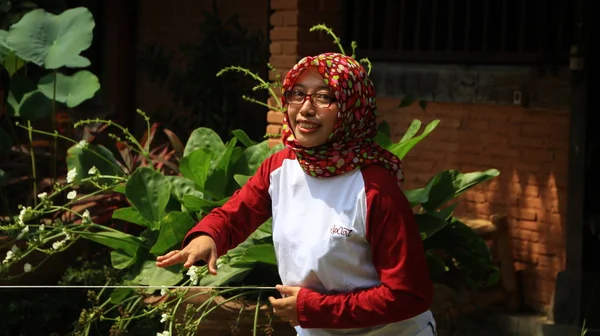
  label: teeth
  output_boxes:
[298,122,319,129]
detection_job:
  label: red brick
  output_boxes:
[467,119,489,131]
[513,241,558,256]
[266,124,282,135]
[281,10,298,26]
[270,12,284,26]
[281,41,298,55]
[515,219,540,231]
[270,26,298,41]
[271,0,299,10]
[270,55,298,69]
[484,145,520,159]
[511,229,541,242]
[269,42,282,55]
[509,136,546,149]
[267,111,284,124]
[520,149,555,162]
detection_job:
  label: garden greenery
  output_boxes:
[0,7,500,336]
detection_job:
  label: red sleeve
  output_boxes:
[182,148,291,256]
[296,166,433,329]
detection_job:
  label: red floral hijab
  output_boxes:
[281,52,404,185]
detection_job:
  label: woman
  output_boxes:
[157,53,436,335]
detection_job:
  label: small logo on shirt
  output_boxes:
[330,225,353,237]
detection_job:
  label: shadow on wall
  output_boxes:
[376,99,569,313]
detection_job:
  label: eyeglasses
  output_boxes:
[284,90,338,108]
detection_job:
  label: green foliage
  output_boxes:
[0,20,502,335]
[5,7,94,69]
[135,4,269,140]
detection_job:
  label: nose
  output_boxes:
[298,97,315,116]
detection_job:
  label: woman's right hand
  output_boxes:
[155,234,218,275]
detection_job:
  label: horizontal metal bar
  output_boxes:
[354,49,569,65]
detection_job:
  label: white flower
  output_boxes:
[186,266,199,285]
[3,250,13,264]
[88,166,98,175]
[18,206,32,224]
[23,263,32,273]
[160,286,168,296]
[67,190,77,200]
[66,168,77,183]
[160,313,170,323]
[16,225,29,239]
[82,210,91,222]
[157,331,170,336]
[52,240,65,250]
[37,192,47,199]
[39,224,45,232]
[76,140,88,149]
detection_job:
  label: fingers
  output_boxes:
[156,250,179,261]
[156,250,186,268]
[183,252,198,268]
[268,296,297,323]
[207,249,218,275]
[276,285,300,296]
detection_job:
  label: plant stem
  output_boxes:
[27,121,37,206]
[51,69,57,184]
[15,123,125,174]
[253,291,261,336]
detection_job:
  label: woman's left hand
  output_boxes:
[268,285,301,327]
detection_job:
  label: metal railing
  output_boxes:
[345,0,574,65]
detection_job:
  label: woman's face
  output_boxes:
[286,67,339,148]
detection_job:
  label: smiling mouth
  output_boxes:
[297,122,319,129]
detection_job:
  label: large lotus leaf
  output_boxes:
[5,7,94,69]
[0,30,26,76]
[38,70,100,107]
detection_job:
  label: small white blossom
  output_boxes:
[18,206,32,224]
[88,166,98,175]
[76,140,88,149]
[160,313,170,323]
[187,266,199,285]
[16,225,29,239]
[160,286,168,296]
[52,240,65,250]
[82,210,91,222]
[157,331,170,336]
[66,168,77,183]
[23,263,32,273]
[3,250,13,264]
[37,192,47,199]
[39,224,45,232]
[67,190,77,200]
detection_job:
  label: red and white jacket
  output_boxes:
[184,148,436,335]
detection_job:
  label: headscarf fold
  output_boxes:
[280,52,404,185]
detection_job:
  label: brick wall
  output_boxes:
[377,98,568,312]
[267,0,570,313]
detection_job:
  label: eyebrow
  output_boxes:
[292,83,331,91]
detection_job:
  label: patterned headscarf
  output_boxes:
[281,52,404,185]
